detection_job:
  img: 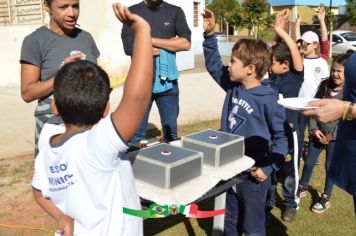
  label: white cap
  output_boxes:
[301,31,319,43]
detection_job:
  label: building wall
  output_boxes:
[0,0,204,87]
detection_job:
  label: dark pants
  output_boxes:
[266,153,298,209]
[130,83,179,143]
[300,138,335,196]
[297,114,308,158]
[224,174,271,236]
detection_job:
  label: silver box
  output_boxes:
[131,143,203,189]
[181,129,244,167]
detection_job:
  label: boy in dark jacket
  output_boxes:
[202,9,288,235]
[263,9,304,222]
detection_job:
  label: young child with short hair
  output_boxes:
[202,8,288,235]
[31,3,152,235]
[263,9,304,223]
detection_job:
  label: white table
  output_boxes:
[131,141,254,234]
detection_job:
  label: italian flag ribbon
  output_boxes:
[123,203,225,218]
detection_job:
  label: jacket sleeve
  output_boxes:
[202,34,232,91]
[261,104,289,176]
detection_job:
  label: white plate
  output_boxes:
[277,98,319,111]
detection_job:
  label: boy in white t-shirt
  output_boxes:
[32,3,153,236]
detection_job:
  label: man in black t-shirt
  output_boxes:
[121,0,191,143]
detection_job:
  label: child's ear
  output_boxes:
[50,100,59,116]
[103,101,111,118]
[283,60,290,69]
[247,64,256,75]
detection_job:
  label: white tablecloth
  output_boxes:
[134,155,254,205]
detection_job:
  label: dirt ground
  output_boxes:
[0,153,56,235]
[0,54,229,235]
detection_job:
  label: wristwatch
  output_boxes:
[345,102,355,121]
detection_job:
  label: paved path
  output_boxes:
[0,71,226,159]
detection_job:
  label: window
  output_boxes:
[332,35,343,43]
[0,0,44,26]
[193,2,199,28]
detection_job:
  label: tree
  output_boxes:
[346,0,356,26]
[226,0,273,39]
[206,0,239,33]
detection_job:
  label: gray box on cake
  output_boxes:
[181,129,244,167]
[131,143,203,189]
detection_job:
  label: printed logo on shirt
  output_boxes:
[314,67,321,74]
[228,97,253,133]
[164,22,170,26]
[48,162,75,192]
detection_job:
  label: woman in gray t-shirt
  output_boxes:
[20,0,100,156]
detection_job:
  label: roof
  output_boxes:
[268,0,346,7]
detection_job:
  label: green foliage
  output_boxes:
[207,0,239,32]
[226,0,272,38]
[347,0,356,26]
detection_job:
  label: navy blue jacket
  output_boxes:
[203,34,288,176]
[263,70,303,131]
[329,52,356,195]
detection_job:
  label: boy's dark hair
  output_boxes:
[272,42,292,69]
[315,53,350,99]
[53,60,111,126]
[232,39,272,79]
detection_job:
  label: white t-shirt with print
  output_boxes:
[32,115,143,236]
[298,57,330,98]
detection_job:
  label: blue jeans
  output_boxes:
[130,83,179,143]
[224,174,271,236]
[300,138,335,196]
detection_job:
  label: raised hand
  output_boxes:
[202,8,215,35]
[295,13,301,25]
[112,2,150,33]
[318,6,325,22]
[274,9,289,31]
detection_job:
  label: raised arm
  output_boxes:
[274,9,303,72]
[202,8,231,90]
[318,6,329,59]
[295,13,301,40]
[318,6,328,41]
[111,3,153,142]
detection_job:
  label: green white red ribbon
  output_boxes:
[123,203,225,218]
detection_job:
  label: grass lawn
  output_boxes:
[0,119,354,235]
[144,119,356,236]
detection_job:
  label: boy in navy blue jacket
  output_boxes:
[202,9,288,235]
[263,9,304,223]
